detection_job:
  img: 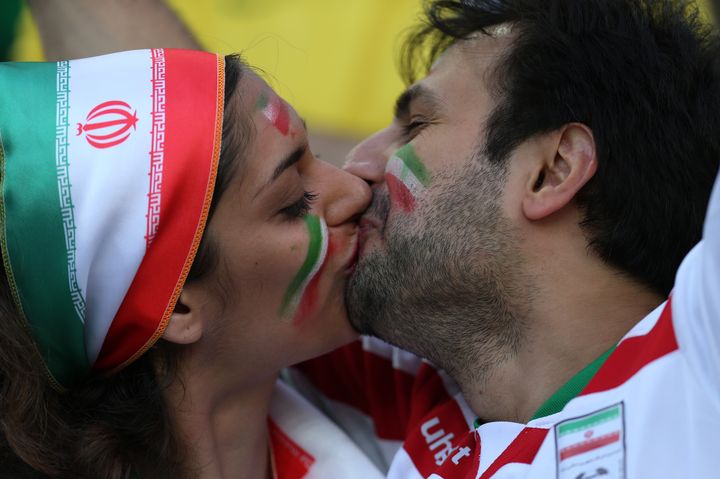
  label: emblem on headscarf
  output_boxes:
[76,100,138,149]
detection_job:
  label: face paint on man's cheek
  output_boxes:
[385,143,430,213]
[256,92,291,136]
[279,215,329,322]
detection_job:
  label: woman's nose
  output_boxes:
[320,162,372,227]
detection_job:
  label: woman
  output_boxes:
[0,49,381,479]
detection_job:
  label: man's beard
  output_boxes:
[346,160,531,385]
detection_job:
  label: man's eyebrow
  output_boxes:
[254,145,307,199]
[393,84,441,121]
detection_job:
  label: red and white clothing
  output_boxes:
[269,380,384,478]
[293,170,720,478]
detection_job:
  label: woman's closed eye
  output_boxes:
[280,191,318,220]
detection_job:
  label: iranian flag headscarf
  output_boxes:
[0,49,224,389]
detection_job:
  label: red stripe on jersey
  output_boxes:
[296,342,373,417]
[95,49,222,372]
[297,341,415,440]
[402,364,474,476]
[299,342,473,475]
[580,299,678,396]
[479,427,550,479]
[427,430,481,479]
[363,347,416,439]
[268,418,315,479]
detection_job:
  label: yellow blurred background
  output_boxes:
[5,0,716,150]
[9,0,424,141]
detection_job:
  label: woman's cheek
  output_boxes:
[277,215,329,323]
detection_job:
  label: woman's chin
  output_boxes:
[292,299,357,362]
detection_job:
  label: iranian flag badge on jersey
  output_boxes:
[555,403,626,479]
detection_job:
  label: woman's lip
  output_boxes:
[344,235,359,274]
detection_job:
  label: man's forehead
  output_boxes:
[392,27,514,122]
[430,27,514,77]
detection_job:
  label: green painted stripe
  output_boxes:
[557,405,620,437]
[0,61,89,387]
[395,143,429,186]
[280,214,323,316]
[256,92,269,111]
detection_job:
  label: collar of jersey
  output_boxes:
[531,344,617,420]
[472,344,616,429]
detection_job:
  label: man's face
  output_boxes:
[345,36,530,378]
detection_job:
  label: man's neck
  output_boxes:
[459,243,664,424]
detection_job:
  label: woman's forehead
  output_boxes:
[237,71,276,108]
[221,71,307,203]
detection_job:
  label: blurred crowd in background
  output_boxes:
[1,0,718,166]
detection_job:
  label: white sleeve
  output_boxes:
[672,169,720,399]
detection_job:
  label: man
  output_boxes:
[26,0,720,477]
[296,0,720,477]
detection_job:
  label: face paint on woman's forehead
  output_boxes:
[256,91,291,136]
[385,143,430,213]
[279,214,329,321]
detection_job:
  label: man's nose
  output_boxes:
[344,126,398,185]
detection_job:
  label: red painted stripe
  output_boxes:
[268,418,315,479]
[479,427,549,479]
[94,49,222,372]
[272,96,290,136]
[559,431,620,461]
[292,233,334,324]
[581,299,677,396]
[386,172,416,212]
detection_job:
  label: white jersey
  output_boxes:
[291,170,720,478]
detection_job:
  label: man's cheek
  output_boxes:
[384,144,431,214]
[386,172,417,212]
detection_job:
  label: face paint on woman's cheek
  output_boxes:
[256,92,291,136]
[279,215,329,321]
[385,143,430,213]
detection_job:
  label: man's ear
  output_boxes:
[522,123,597,221]
[163,288,204,345]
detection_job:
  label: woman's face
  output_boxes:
[181,72,370,378]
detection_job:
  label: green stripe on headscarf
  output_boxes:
[0,61,90,387]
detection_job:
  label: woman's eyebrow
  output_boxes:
[254,145,308,199]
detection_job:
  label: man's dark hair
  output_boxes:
[403,0,720,297]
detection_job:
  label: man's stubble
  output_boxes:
[346,158,533,387]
